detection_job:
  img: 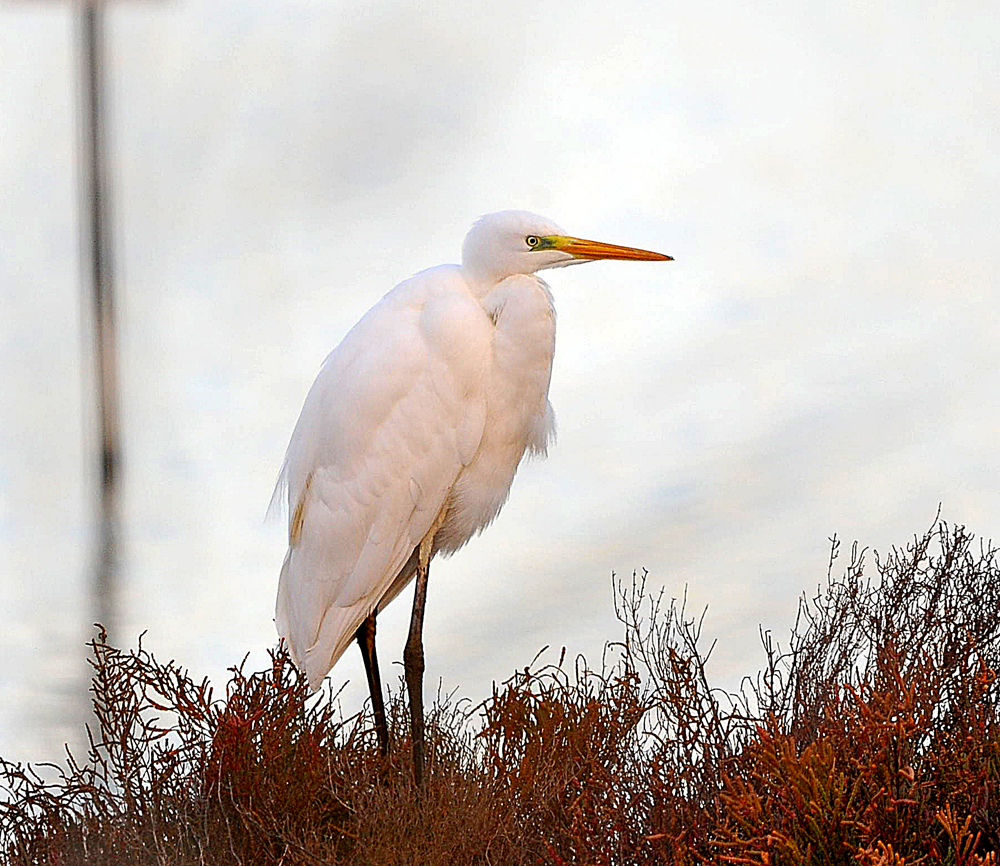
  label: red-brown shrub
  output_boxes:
[2,518,997,864]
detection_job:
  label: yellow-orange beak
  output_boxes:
[550,235,673,262]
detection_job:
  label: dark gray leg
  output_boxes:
[403,552,431,785]
[356,611,389,757]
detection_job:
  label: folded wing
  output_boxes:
[274,267,490,690]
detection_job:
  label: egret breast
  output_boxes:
[436,274,557,553]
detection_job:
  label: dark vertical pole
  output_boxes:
[79,1,119,639]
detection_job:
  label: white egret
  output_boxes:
[274,211,671,782]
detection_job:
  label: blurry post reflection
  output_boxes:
[78,1,119,642]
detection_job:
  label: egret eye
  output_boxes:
[525,235,540,249]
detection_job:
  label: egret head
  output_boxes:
[461,210,672,287]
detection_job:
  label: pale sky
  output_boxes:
[2,0,998,764]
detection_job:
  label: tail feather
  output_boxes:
[276,549,370,692]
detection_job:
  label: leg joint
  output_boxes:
[403,638,424,672]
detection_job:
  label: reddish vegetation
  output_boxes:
[2,520,998,864]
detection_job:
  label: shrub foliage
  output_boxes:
[2,519,998,864]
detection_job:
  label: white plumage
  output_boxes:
[274,211,670,694]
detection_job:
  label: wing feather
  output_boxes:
[275,266,490,689]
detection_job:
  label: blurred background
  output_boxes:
[1,0,997,766]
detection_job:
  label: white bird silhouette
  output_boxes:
[274,210,671,782]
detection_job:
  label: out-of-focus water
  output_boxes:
[2,0,998,766]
